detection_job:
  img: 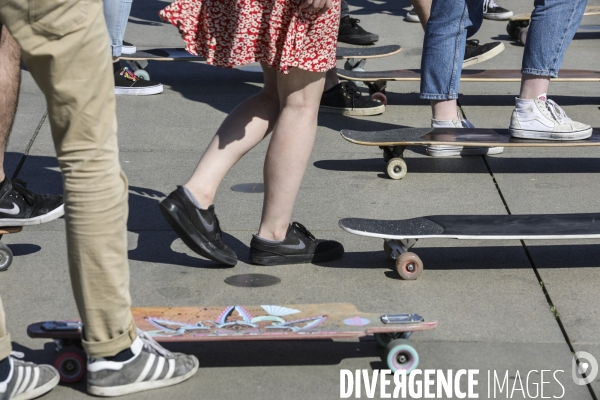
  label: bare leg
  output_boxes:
[431,99,458,120]
[519,74,550,99]
[258,68,325,240]
[0,26,21,183]
[410,0,432,30]
[185,63,280,206]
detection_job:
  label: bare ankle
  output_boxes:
[182,184,215,208]
[257,225,289,241]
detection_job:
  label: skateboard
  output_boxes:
[27,303,437,382]
[339,213,600,280]
[340,127,600,180]
[121,45,401,81]
[336,69,600,104]
[507,6,600,44]
[0,226,22,272]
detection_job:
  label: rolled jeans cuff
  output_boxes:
[521,68,557,79]
[420,93,459,100]
[111,45,123,58]
[82,319,137,358]
[0,333,11,360]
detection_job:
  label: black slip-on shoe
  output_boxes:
[160,186,237,266]
[249,222,344,266]
[338,16,379,45]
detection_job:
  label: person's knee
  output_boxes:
[0,25,21,59]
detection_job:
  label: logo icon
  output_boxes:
[0,203,19,215]
[572,351,598,385]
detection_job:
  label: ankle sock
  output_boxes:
[103,347,134,363]
[0,357,11,381]
[183,186,203,209]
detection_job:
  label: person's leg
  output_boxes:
[0,25,19,183]
[410,0,431,30]
[510,0,591,140]
[340,0,350,19]
[0,296,10,362]
[103,0,132,60]
[337,0,378,45]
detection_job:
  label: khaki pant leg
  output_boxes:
[0,0,136,358]
[0,296,10,360]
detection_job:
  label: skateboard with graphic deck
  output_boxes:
[27,303,437,383]
[0,226,22,272]
[339,213,600,281]
[341,127,600,180]
[507,6,600,45]
[121,45,402,81]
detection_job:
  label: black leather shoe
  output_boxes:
[160,186,237,266]
[249,222,344,265]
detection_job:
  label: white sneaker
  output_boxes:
[121,41,137,55]
[426,118,504,157]
[406,6,420,22]
[509,94,592,140]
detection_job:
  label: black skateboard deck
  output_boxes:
[341,127,600,180]
[339,214,600,280]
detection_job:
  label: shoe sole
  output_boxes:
[427,146,505,157]
[13,372,59,400]
[319,104,385,116]
[160,199,237,266]
[88,356,199,397]
[114,85,163,96]
[405,15,420,22]
[509,127,592,141]
[337,35,379,45]
[483,12,513,20]
[249,245,344,266]
[0,204,65,227]
[463,42,505,67]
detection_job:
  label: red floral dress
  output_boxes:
[159,0,340,73]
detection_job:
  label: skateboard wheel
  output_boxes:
[506,20,528,40]
[386,158,407,180]
[0,242,13,272]
[371,92,387,106]
[54,346,86,383]
[135,69,150,81]
[374,332,403,348]
[396,252,423,280]
[383,339,419,373]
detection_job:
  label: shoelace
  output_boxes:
[544,99,570,123]
[137,330,173,358]
[483,0,499,13]
[120,67,138,82]
[10,179,35,206]
[348,17,362,28]
[342,82,361,108]
[291,222,315,241]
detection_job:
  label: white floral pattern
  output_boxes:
[159,0,340,74]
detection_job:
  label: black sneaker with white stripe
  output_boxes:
[114,67,163,96]
[0,179,64,227]
[0,353,59,400]
[87,333,198,397]
[483,0,513,20]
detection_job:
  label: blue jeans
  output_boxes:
[420,0,587,100]
[103,0,132,57]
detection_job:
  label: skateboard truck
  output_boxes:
[380,313,424,324]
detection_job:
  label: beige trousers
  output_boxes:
[0,0,136,358]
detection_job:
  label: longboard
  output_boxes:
[340,127,600,180]
[121,45,401,80]
[339,214,600,280]
[0,226,22,272]
[507,6,600,41]
[28,303,436,382]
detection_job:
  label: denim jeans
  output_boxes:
[420,0,587,100]
[523,0,587,77]
[341,0,349,19]
[103,0,132,57]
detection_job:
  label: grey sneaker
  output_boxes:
[0,352,59,400]
[426,118,504,157]
[87,333,198,397]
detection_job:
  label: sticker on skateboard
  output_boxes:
[121,45,401,81]
[0,226,22,272]
[340,127,600,180]
[28,303,437,382]
[339,213,600,280]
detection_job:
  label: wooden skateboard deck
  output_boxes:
[339,214,600,280]
[510,6,600,22]
[341,127,600,180]
[0,226,22,272]
[28,303,436,382]
[507,6,600,40]
[337,68,600,83]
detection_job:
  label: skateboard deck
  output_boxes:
[339,214,600,280]
[507,6,600,40]
[337,68,600,83]
[122,45,401,80]
[0,226,22,272]
[341,127,600,180]
[28,303,436,382]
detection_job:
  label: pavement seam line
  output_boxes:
[482,155,598,400]
[11,110,47,180]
